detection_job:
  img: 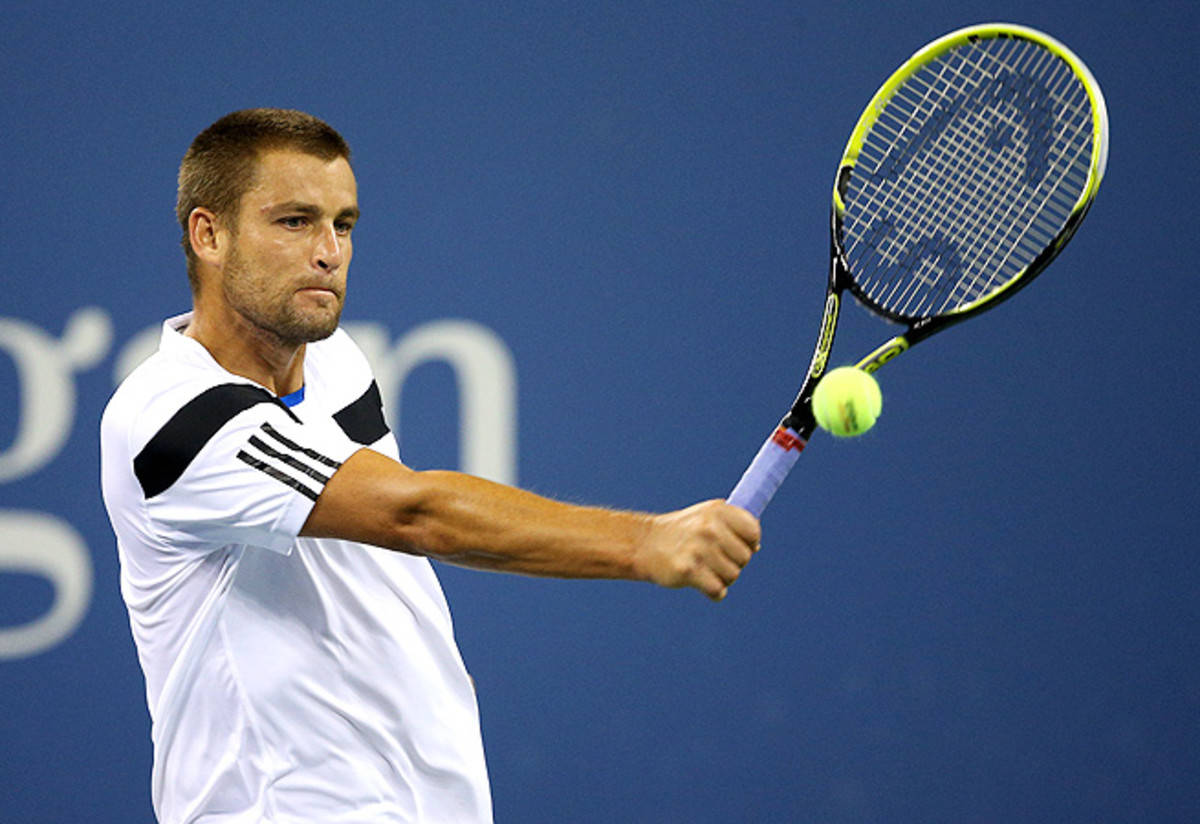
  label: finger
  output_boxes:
[708,552,744,586]
[710,517,757,566]
[718,531,755,567]
[693,566,729,601]
[718,501,761,547]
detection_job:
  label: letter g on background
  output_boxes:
[0,309,111,659]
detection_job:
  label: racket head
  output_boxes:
[831,23,1109,332]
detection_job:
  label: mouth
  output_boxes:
[296,286,341,299]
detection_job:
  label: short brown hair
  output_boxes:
[176,108,352,291]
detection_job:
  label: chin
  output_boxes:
[274,308,342,345]
[303,323,339,343]
[297,315,341,343]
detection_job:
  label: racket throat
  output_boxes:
[855,335,911,373]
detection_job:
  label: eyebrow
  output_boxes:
[269,201,360,221]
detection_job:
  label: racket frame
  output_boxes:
[729,22,1109,517]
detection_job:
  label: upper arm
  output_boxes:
[300,446,428,551]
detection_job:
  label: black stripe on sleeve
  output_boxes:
[236,451,320,501]
[332,380,390,445]
[259,423,344,469]
[246,434,335,486]
[134,384,284,499]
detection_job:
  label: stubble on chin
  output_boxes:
[278,288,344,342]
[222,255,343,346]
[240,294,343,348]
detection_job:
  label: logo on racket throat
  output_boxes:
[859,337,910,372]
[808,293,840,378]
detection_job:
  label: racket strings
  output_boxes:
[900,45,1064,311]
[864,41,1090,314]
[841,35,1096,319]
[855,39,1083,311]
[866,42,1085,313]
[934,42,1089,307]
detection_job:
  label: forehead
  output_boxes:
[242,149,357,209]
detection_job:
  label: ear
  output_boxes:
[187,207,225,267]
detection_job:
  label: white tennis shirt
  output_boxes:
[101,314,492,824]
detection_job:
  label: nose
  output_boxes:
[314,223,345,272]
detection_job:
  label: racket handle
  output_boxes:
[727,427,807,518]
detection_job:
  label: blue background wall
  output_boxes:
[3,1,1198,821]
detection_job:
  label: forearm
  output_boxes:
[304,448,650,580]
[392,469,654,580]
[303,447,759,600]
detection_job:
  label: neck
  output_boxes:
[184,302,307,398]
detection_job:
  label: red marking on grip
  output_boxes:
[770,428,805,452]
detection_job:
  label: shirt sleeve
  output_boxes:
[136,385,362,555]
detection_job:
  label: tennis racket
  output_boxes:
[728,23,1109,518]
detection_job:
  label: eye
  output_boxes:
[279,216,309,229]
[335,220,355,236]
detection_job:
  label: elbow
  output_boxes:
[377,471,464,561]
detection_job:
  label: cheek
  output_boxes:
[267,236,296,262]
[259,240,301,280]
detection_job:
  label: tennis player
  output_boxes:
[100,108,760,824]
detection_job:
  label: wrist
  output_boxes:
[626,511,665,585]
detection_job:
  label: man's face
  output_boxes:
[220,149,359,346]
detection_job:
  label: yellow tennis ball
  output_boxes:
[812,366,882,438]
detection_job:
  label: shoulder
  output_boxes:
[103,316,218,448]
[102,349,213,455]
[305,327,375,388]
[304,327,392,448]
[103,335,265,441]
[103,355,289,495]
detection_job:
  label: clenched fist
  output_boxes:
[637,500,761,600]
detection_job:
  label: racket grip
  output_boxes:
[727,427,807,518]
